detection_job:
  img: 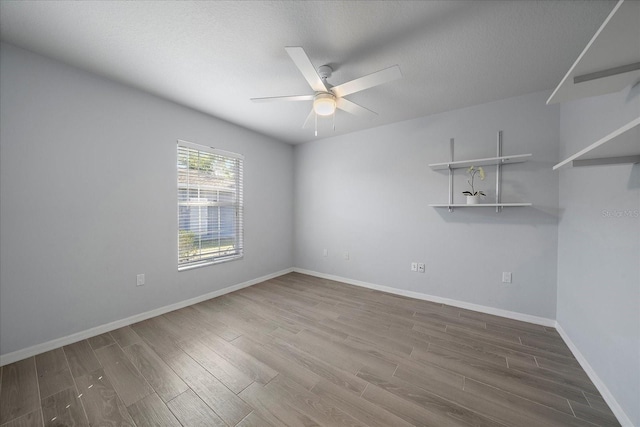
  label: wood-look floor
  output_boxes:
[0,272,620,427]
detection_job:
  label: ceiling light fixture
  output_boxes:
[313,92,336,116]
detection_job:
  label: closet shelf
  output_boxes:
[547,0,640,104]
[553,117,640,170]
[428,154,531,170]
[429,203,532,208]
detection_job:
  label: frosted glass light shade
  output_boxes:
[313,93,336,116]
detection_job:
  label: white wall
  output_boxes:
[294,91,560,319]
[557,85,640,426]
[0,43,294,356]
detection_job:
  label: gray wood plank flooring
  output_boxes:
[0,273,621,426]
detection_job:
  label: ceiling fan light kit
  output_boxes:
[251,46,402,135]
[313,93,337,116]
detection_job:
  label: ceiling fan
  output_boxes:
[251,47,402,134]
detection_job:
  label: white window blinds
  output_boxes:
[177,140,244,270]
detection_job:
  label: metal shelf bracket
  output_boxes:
[496,131,503,213]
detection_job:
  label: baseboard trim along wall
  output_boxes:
[0,267,294,367]
[293,268,557,327]
[555,324,633,427]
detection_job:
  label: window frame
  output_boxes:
[177,140,244,271]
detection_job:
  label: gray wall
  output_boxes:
[294,91,560,319]
[557,85,640,426]
[0,43,294,356]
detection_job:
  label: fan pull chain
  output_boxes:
[333,111,335,131]
[315,112,318,136]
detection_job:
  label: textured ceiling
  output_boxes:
[0,1,616,144]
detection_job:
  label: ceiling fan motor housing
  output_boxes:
[317,65,333,80]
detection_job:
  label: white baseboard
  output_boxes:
[0,268,293,367]
[555,323,633,427]
[293,268,556,327]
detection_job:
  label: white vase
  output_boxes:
[466,195,480,205]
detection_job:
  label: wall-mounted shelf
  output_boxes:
[553,117,640,170]
[547,0,640,105]
[429,131,532,212]
[430,203,532,208]
[428,154,531,170]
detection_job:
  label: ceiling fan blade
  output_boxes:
[250,95,314,103]
[336,98,377,118]
[302,109,315,129]
[285,46,329,93]
[331,65,402,98]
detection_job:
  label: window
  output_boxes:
[177,140,243,270]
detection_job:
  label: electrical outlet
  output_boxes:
[136,274,145,286]
[502,272,512,283]
[323,249,328,257]
[418,263,426,273]
[411,262,418,272]
[343,251,350,261]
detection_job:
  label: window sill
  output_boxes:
[178,254,243,272]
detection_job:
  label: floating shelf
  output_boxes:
[430,203,532,208]
[547,0,640,104]
[553,117,640,170]
[428,154,532,170]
